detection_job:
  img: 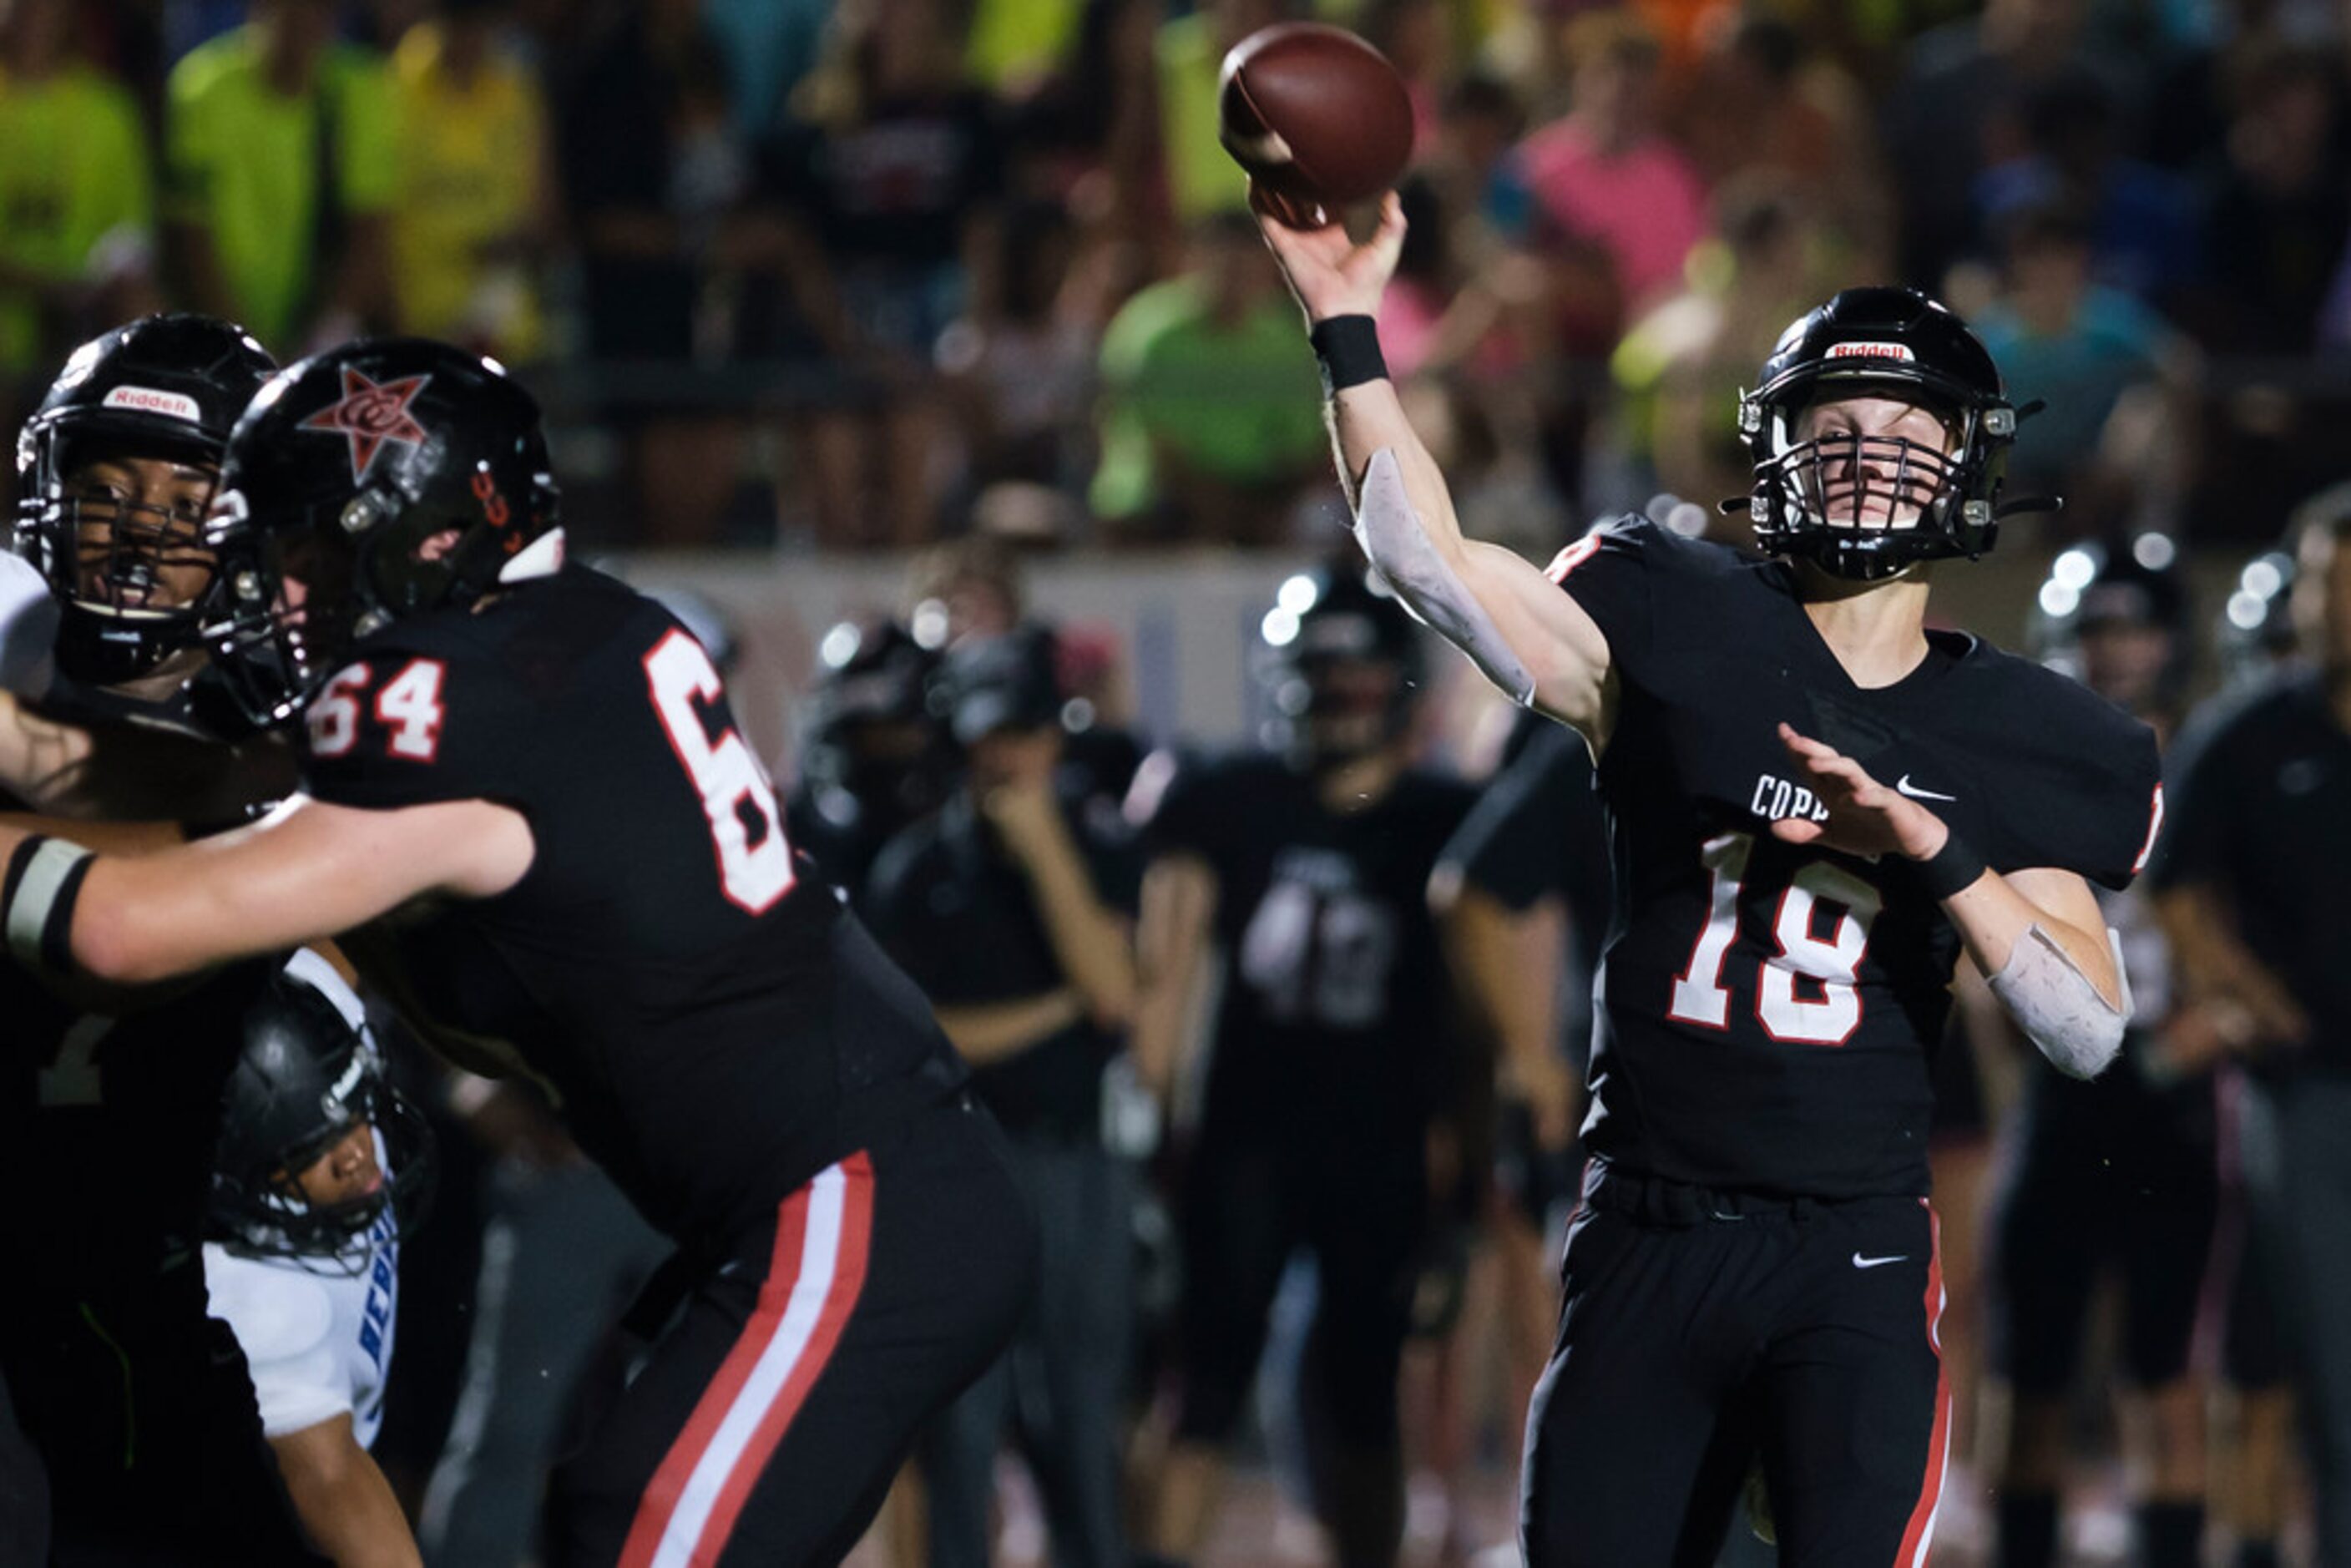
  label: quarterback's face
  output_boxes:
[1793,396,1955,531]
[289,1122,383,1210]
[63,455,219,612]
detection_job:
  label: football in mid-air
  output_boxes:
[1219,23,1414,228]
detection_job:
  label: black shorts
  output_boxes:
[1522,1167,1950,1567]
[547,1095,1035,1568]
[2,1304,321,1566]
[1988,1065,2218,1394]
[1172,1136,1424,1450]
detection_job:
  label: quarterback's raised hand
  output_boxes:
[1768,724,1950,862]
[1255,188,1407,324]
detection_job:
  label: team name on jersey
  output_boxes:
[1750,772,1833,825]
[356,1206,398,1374]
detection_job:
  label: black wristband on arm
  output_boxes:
[1309,314,1389,397]
[1917,832,1990,902]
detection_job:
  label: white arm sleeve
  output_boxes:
[1352,448,1536,706]
[1987,923,2131,1080]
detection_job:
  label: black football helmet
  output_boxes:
[1737,287,2026,580]
[210,963,435,1271]
[799,618,951,822]
[2029,535,2192,715]
[14,314,276,685]
[202,338,561,728]
[1256,560,1425,764]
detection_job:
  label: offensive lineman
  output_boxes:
[1256,190,2161,1565]
[0,312,327,1565]
[0,336,1036,1565]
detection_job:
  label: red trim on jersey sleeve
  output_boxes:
[1545,534,1602,584]
[2131,782,2165,876]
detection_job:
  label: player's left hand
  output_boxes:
[1769,724,1949,862]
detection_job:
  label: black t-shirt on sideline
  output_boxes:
[2149,667,2351,1071]
[865,781,1140,1142]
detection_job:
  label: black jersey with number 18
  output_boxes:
[1549,518,2161,1201]
[301,565,965,1245]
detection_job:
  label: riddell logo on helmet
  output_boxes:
[1827,341,1916,362]
[102,385,202,422]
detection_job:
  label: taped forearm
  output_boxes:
[1353,448,1535,705]
[1988,923,2130,1080]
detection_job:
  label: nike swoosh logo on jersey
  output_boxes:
[1893,775,1957,802]
[1852,1252,1908,1269]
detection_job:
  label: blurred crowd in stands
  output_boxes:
[8,0,2351,554]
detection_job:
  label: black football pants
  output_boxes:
[1,1305,324,1566]
[1521,1168,1949,1566]
[545,1094,1036,1568]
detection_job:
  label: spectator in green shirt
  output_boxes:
[1090,214,1328,544]
[0,0,161,509]
[0,0,160,372]
[165,0,396,354]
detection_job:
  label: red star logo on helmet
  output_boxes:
[299,367,433,482]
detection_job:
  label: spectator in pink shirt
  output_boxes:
[1516,13,1706,311]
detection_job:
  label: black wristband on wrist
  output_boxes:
[1918,832,1989,901]
[1309,314,1388,397]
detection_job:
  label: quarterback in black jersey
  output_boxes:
[0,313,331,1566]
[1259,194,2161,1565]
[1130,564,1476,1568]
[0,338,1035,1567]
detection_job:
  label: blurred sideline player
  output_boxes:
[2202,530,2303,1568]
[1128,564,1475,1568]
[0,312,330,1565]
[1426,712,1607,1498]
[1261,189,2161,1563]
[787,617,951,903]
[2151,483,2351,1566]
[866,625,1141,1568]
[207,951,436,1567]
[1979,540,2215,1568]
[0,337,1038,1565]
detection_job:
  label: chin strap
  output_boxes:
[1987,923,2131,1080]
[1352,449,1535,706]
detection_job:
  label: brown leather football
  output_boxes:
[1219,23,1414,228]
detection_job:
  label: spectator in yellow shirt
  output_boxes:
[165,0,396,354]
[0,0,159,379]
[386,0,551,362]
[0,0,161,516]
